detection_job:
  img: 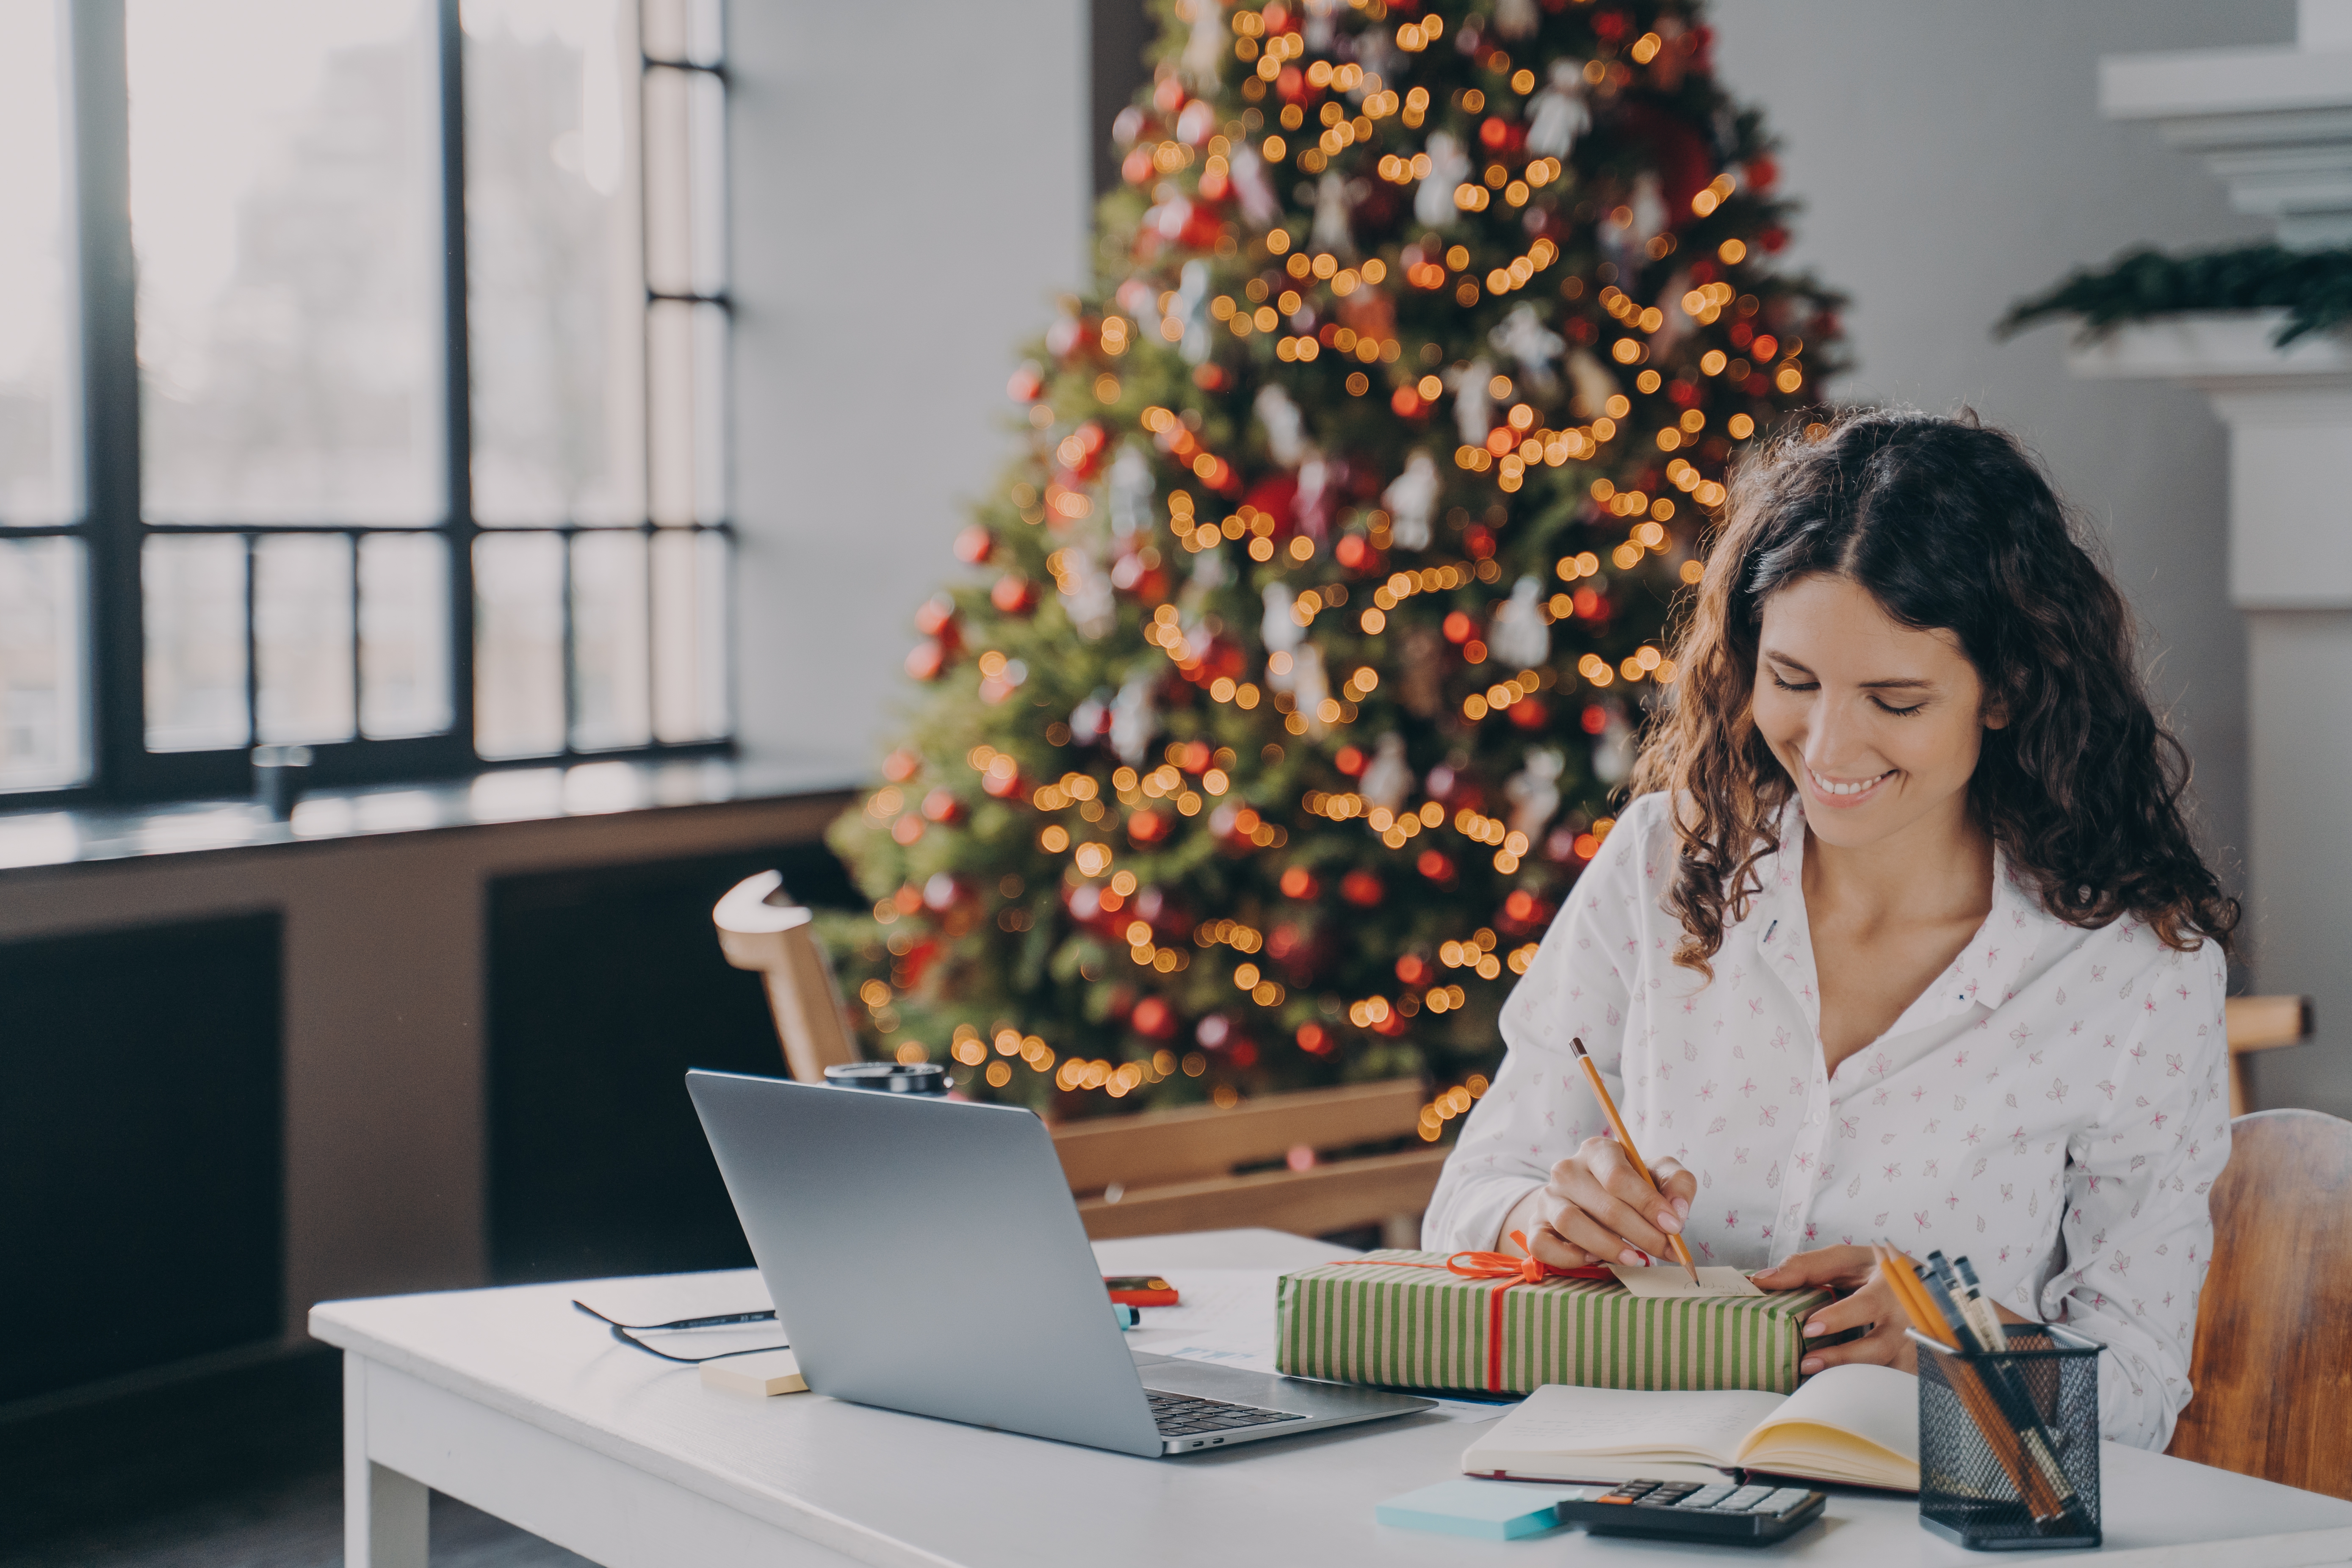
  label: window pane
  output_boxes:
[0,0,76,525]
[463,0,644,527]
[474,531,564,757]
[0,536,88,789]
[647,299,726,525]
[641,0,722,68]
[643,64,724,299]
[144,535,249,752]
[254,534,356,744]
[128,0,441,524]
[651,528,725,742]
[359,532,452,737]
[571,529,649,750]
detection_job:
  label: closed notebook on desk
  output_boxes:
[1461,1366,1921,1491]
[1277,1250,1833,1396]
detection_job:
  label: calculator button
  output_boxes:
[1649,1483,1698,1497]
[1677,1484,1735,1509]
[1758,1488,1815,1516]
[1721,1485,1774,1512]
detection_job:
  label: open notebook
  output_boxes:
[1461,1365,1920,1491]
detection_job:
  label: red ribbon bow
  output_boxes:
[1337,1231,1613,1392]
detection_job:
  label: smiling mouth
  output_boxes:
[1806,763,1893,802]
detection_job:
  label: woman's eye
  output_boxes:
[1873,698,1926,717]
[1769,673,1817,692]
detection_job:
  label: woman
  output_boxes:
[1425,410,2239,1450]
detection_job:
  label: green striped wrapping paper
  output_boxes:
[1276,1251,1836,1396]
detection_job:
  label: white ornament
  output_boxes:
[1189,541,1232,589]
[1301,0,1340,52]
[1493,0,1541,38]
[1454,357,1496,447]
[1489,304,1565,395]
[1384,451,1440,552]
[1110,676,1157,766]
[1173,259,1214,365]
[1593,708,1635,785]
[1360,732,1413,814]
[1526,61,1591,158]
[1181,0,1226,90]
[1311,171,1353,255]
[1505,749,1565,840]
[1290,643,1332,736]
[1261,582,1304,655]
[1255,383,1308,467]
[1229,145,1281,227]
[1568,349,1619,419]
[1295,451,1330,529]
[1649,268,1693,357]
[1176,99,1219,147]
[1059,550,1116,641]
[1107,444,1154,537]
[1489,575,1551,669]
[1628,170,1669,248]
[1415,132,1472,229]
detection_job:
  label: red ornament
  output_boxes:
[1442,610,1475,644]
[1477,116,1526,155]
[1395,953,1432,987]
[1006,362,1043,401]
[1416,848,1456,883]
[1296,1021,1334,1056]
[1152,75,1186,114]
[1129,996,1179,1040]
[1340,869,1384,908]
[905,642,947,681]
[1745,154,1779,193]
[954,525,995,564]
[1192,362,1231,394]
[1759,226,1789,254]
[1509,697,1549,731]
[920,787,965,824]
[913,593,959,639]
[1277,866,1319,900]
[1581,704,1609,735]
[1334,744,1367,777]
[1128,809,1171,845]
[1500,889,1555,935]
[882,749,920,783]
[1390,385,1425,418]
[1334,533,1379,572]
[1463,524,1497,560]
[980,767,1024,799]
[991,574,1038,614]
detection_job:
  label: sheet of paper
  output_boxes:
[1466,1383,1786,1467]
[1608,1264,1763,1297]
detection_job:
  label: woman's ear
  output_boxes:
[1981,697,2009,731]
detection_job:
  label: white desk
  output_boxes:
[310,1229,2352,1568]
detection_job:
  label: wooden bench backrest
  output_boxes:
[714,871,858,1083]
[2224,995,2313,1117]
[1050,1078,1428,1195]
[2168,1108,2352,1497]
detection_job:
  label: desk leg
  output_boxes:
[344,1352,429,1568]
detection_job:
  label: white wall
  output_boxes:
[728,1,1090,770]
[1708,0,2297,931]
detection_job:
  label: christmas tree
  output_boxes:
[823,0,1843,1134]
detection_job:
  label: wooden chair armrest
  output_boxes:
[2227,995,2313,1055]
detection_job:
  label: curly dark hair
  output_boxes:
[1630,408,2238,976]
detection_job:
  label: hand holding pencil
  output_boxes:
[1503,1037,1699,1284]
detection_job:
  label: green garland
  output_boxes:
[2000,243,2352,346]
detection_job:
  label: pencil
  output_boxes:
[1566,1036,1699,1286]
[1877,1248,2058,1521]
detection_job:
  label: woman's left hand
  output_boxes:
[1749,1246,1919,1377]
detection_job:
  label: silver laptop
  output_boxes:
[685,1069,1433,1457]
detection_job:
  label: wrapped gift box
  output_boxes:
[1276,1250,1835,1397]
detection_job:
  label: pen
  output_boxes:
[1566,1036,1700,1286]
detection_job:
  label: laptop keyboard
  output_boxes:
[1147,1388,1306,1437]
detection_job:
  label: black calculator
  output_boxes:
[1555,1479,1827,1545]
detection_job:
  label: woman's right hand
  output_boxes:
[1497,1135,1696,1269]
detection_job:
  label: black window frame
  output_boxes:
[2,0,734,810]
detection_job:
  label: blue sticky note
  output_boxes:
[1375,1479,1586,1540]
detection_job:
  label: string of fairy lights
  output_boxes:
[837,0,1840,1137]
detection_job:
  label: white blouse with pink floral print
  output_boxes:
[1424,789,2230,1450]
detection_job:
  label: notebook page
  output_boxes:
[1735,1363,1920,1488]
[1462,1383,1788,1471]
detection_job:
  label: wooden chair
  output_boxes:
[714,870,859,1083]
[713,871,1447,1243]
[2166,1109,2352,1497]
[2225,995,2314,1117]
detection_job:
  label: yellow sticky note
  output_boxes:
[700,1349,807,1397]
[1608,1265,1764,1298]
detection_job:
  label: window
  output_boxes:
[0,0,731,805]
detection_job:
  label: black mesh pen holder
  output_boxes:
[1912,1323,2102,1551]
